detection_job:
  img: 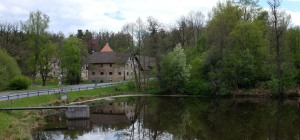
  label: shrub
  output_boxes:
[9,76,31,90]
[0,64,9,90]
[126,80,136,91]
[0,49,21,79]
[0,49,21,90]
[184,79,212,95]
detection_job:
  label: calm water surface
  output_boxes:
[33,97,300,140]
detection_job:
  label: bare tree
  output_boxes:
[176,11,205,48]
[146,17,163,88]
[268,0,290,95]
[233,0,261,21]
[122,22,141,89]
[135,17,144,89]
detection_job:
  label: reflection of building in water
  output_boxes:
[42,113,91,131]
[90,102,135,127]
[40,102,136,133]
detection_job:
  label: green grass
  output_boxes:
[0,77,66,94]
[0,83,134,139]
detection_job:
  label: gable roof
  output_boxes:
[88,52,130,64]
[100,43,113,52]
[135,55,155,71]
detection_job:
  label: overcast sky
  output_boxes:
[0,0,300,35]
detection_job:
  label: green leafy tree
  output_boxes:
[286,27,300,86]
[160,44,190,93]
[225,21,269,89]
[0,49,21,90]
[21,10,50,83]
[61,37,87,85]
[37,34,57,86]
[204,1,242,93]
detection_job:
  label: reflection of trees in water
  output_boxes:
[34,97,300,140]
[199,99,300,140]
[132,97,300,140]
[33,130,85,140]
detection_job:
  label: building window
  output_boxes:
[109,72,113,75]
[127,72,129,75]
[92,72,95,75]
[110,64,112,67]
[100,72,104,75]
[118,72,122,75]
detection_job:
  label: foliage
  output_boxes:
[9,76,31,90]
[0,64,9,90]
[184,79,211,95]
[21,10,51,84]
[286,27,300,86]
[37,34,58,86]
[126,80,136,91]
[61,36,87,85]
[0,49,21,90]
[268,0,291,95]
[160,44,190,93]
[0,22,30,75]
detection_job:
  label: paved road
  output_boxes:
[0,81,125,101]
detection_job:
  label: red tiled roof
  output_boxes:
[100,43,113,52]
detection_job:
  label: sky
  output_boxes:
[0,0,300,35]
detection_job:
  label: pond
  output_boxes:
[32,96,300,140]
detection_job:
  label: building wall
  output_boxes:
[88,60,134,82]
[81,64,89,81]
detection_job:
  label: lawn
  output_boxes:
[0,83,132,139]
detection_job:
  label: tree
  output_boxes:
[0,63,9,90]
[0,49,21,90]
[122,22,140,89]
[0,22,30,75]
[226,21,269,88]
[233,0,261,21]
[160,44,190,93]
[61,37,87,85]
[146,17,165,88]
[21,10,50,83]
[285,27,300,89]
[204,1,242,93]
[268,0,291,95]
[175,11,205,48]
[37,34,57,86]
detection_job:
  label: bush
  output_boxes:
[0,49,21,90]
[9,76,31,90]
[184,79,212,95]
[0,49,21,78]
[0,64,9,90]
[126,80,136,91]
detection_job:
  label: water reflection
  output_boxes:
[33,97,300,140]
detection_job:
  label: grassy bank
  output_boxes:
[0,83,132,139]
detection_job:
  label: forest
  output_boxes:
[0,0,299,97]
